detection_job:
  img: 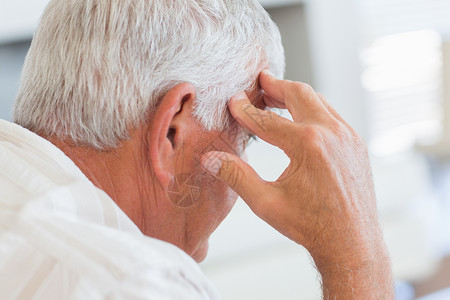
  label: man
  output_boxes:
[0,0,393,299]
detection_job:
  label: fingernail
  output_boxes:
[201,152,223,175]
[262,69,275,77]
[231,91,247,102]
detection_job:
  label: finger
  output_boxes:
[263,92,287,109]
[229,92,295,150]
[259,70,333,123]
[316,92,350,127]
[200,151,277,215]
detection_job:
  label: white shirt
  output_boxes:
[0,120,219,300]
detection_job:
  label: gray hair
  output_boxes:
[14,0,285,149]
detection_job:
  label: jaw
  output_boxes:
[191,239,210,263]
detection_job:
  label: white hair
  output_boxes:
[14,0,285,149]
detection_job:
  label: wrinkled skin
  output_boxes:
[201,70,394,299]
[51,84,261,263]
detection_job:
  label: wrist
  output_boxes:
[311,239,394,300]
[307,219,387,268]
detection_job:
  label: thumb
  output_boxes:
[200,151,272,212]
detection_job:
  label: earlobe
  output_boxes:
[148,83,196,189]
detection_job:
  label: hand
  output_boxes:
[201,70,393,299]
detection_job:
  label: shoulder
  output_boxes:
[0,218,219,300]
[0,121,219,299]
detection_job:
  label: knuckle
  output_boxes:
[242,103,253,112]
[247,109,275,131]
[266,110,279,120]
[223,164,242,190]
[316,92,326,101]
[328,120,346,136]
[335,123,365,148]
[291,82,314,96]
[298,125,323,144]
[295,125,327,154]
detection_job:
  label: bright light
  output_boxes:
[361,30,443,156]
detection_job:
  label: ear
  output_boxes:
[149,83,196,189]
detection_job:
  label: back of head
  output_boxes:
[14,0,285,149]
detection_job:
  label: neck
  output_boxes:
[47,135,157,232]
[44,132,197,259]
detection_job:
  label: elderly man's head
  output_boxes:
[14,0,284,261]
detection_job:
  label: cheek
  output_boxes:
[184,129,241,221]
[184,172,237,256]
[202,173,238,220]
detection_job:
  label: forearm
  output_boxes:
[315,243,394,300]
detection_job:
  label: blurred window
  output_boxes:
[359,0,450,156]
[361,31,443,156]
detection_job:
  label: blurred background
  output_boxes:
[2,0,450,299]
